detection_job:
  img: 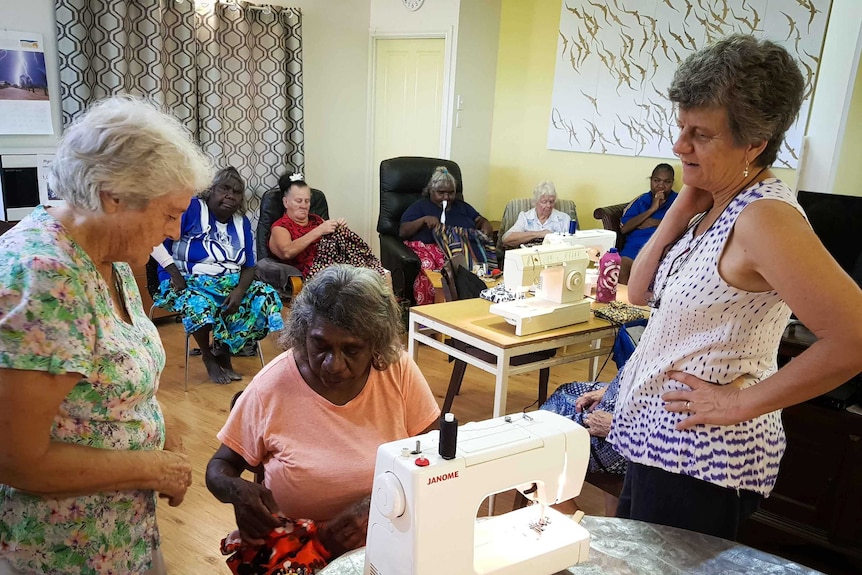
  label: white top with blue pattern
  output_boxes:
[608,179,804,496]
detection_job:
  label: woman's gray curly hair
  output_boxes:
[279,265,404,370]
[667,34,805,168]
[49,95,212,211]
[532,181,557,202]
[422,166,457,197]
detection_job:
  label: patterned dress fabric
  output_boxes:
[0,207,166,574]
[403,240,446,306]
[609,179,804,496]
[155,198,284,354]
[542,375,627,474]
[221,518,331,575]
[55,0,305,232]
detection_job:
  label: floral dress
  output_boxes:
[0,206,166,575]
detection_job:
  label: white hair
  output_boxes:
[49,95,212,211]
[532,181,557,202]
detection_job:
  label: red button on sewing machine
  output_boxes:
[414,456,430,467]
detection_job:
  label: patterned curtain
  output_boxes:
[55,0,304,230]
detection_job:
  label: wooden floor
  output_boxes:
[151,317,855,575]
[152,316,615,574]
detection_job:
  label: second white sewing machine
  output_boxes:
[489,243,592,336]
[364,410,591,575]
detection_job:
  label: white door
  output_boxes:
[370,37,446,256]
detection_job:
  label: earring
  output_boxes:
[743,159,750,178]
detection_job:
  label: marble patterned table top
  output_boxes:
[318,515,823,575]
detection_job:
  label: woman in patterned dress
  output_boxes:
[610,35,862,540]
[152,167,284,385]
[0,96,210,574]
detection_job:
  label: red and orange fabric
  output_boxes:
[220,518,332,575]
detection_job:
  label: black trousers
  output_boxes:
[616,462,762,540]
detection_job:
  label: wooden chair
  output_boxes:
[438,254,556,414]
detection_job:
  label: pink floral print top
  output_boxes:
[0,207,166,574]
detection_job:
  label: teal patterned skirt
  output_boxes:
[154,273,284,354]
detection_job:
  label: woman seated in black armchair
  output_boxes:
[268,173,386,279]
[399,166,493,305]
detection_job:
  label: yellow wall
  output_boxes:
[833,62,862,196]
[486,0,796,229]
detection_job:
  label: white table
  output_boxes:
[408,297,622,418]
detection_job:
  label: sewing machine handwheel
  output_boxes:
[374,472,406,519]
[566,270,583,290]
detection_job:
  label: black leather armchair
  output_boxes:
[378,157,462,304]
[254,186,329,299]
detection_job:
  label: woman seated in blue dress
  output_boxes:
[618,163,677,284]
[501,181,572,248]
[152,167,284,384]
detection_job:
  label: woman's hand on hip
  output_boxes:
[152,449,193,506]
[230,479,282,543]
[662,371,748,430]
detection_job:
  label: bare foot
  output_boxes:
[202,354,232,384]
[214,352,242,381]
[212,341,242,380]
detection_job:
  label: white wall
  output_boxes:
[796,0,862,194]
[450,0,501,215]
[0,0,62,150]
[370,0,460,34]
[269,0,374,239]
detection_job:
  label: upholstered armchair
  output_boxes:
[254,186,329,299]
[378,156,463,304]
[593,202,630,251]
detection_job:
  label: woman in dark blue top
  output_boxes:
[398,166,492,304]
[618,163,677,284]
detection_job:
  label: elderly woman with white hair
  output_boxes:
[501,181,572,248]
[0,96,211,575]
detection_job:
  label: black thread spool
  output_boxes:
[438,412,458,460]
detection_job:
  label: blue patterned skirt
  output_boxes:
[154,273,284,354]
[540,374,627,475]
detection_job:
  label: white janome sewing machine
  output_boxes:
[543,229,617,263]
[364,410,591,575]
[489,243,592,335]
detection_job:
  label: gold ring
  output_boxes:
[685,401,691,410]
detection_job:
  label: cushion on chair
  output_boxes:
[378,156,463,304]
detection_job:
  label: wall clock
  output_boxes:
[402,0,425,11]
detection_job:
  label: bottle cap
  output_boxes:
[609,247,618,253]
